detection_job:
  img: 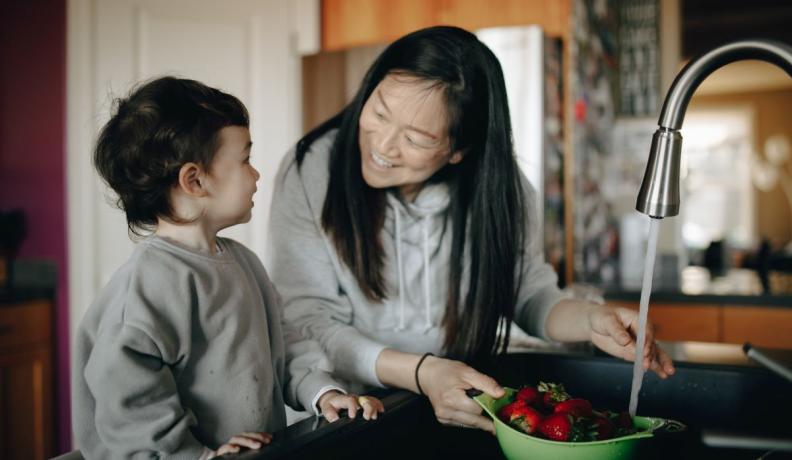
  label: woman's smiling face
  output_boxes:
[358,73,462,201]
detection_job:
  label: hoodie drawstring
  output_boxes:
[393,206,433,333]
[394,207,406,331]
[422,215,432,332]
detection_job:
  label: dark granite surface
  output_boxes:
[606,290,792,307]
[0,258,56,305]
[227,348,792,460]
[0,287,54,305]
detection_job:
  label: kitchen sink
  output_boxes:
[494,351,790,433]
[242,351,792,460]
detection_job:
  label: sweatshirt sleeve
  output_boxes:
[83,322,206,458]
[282,317,347,414]
[266,153,387,388]
[257,269,347,413]
[513,176,567,340]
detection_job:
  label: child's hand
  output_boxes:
[210,432,272,458]
[588,306,676,379]
[317,390,385,422]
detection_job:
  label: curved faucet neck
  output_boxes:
[659,39,792,131]
[637,39,792,218]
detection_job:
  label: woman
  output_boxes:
[267,26,674,432]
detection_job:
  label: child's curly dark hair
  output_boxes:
[94,76,249,236]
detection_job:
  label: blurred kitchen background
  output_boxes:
[1,0,791,457]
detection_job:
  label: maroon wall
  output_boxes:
[0,0,70,453]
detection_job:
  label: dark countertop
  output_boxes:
[228,346,792,460]
[605,267,792,307]
[0,259,57,305]
[0,287,55,305]
[605,290,792,307]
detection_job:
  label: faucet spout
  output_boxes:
[636,39,792,218]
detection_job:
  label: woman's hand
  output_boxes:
[417,356,505,434]
[210,432,272,457]
[318,390,385,422]
[587,305,676,379]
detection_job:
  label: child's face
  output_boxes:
[204,126,259,228]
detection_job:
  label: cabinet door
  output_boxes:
[0,346,53,460]
[321,0,570,50]
[0,301,51,350]
[646,305,720,343]
[606,301,721,343]
[723,306,792,349]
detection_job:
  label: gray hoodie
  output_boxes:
[72,236,340,458]
[267,129,565,390]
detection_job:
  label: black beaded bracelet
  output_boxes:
[415,352,434,396]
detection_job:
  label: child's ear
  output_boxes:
[448,150,464,165]
[177,162,208,197]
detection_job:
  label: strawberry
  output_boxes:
[614,411,633,430]
[509,405,544,434]
[537,382,569,409]
[497,399,527,422]
[615,411,636,437]
[604,410,635,437]
[554,398,593,418]
[588,416,615,440]
[515,386,540,405]
[537,413,584,442]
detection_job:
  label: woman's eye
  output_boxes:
[406,136,423,147]
[375,111,385,121]
[244,156,251,164]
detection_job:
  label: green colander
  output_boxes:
[472,387,686,460]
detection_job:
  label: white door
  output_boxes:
[67,0,318,338]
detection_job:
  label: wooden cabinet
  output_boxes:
[0,299,53,460]
[321,0,570,50]
[607,301,722,343]
[722,306,792,349]
[643,305,720,343]
[607,299,792,349]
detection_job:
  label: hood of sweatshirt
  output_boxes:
[294,129,454,338]
[384,182,450,333]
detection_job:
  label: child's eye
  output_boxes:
[405,135,418,147]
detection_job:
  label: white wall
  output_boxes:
[67,0,317,349]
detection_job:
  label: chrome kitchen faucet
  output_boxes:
[636,39,792,218]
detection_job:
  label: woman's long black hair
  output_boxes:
[296,26,526,367]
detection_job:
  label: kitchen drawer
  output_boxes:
[606,301,720,343]
[722,306,792,348]
[645,305,720,342]
[0,345,53,460]
[0,300,51,350]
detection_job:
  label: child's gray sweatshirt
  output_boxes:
[72,236,338,458]
[267,130,565,391]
